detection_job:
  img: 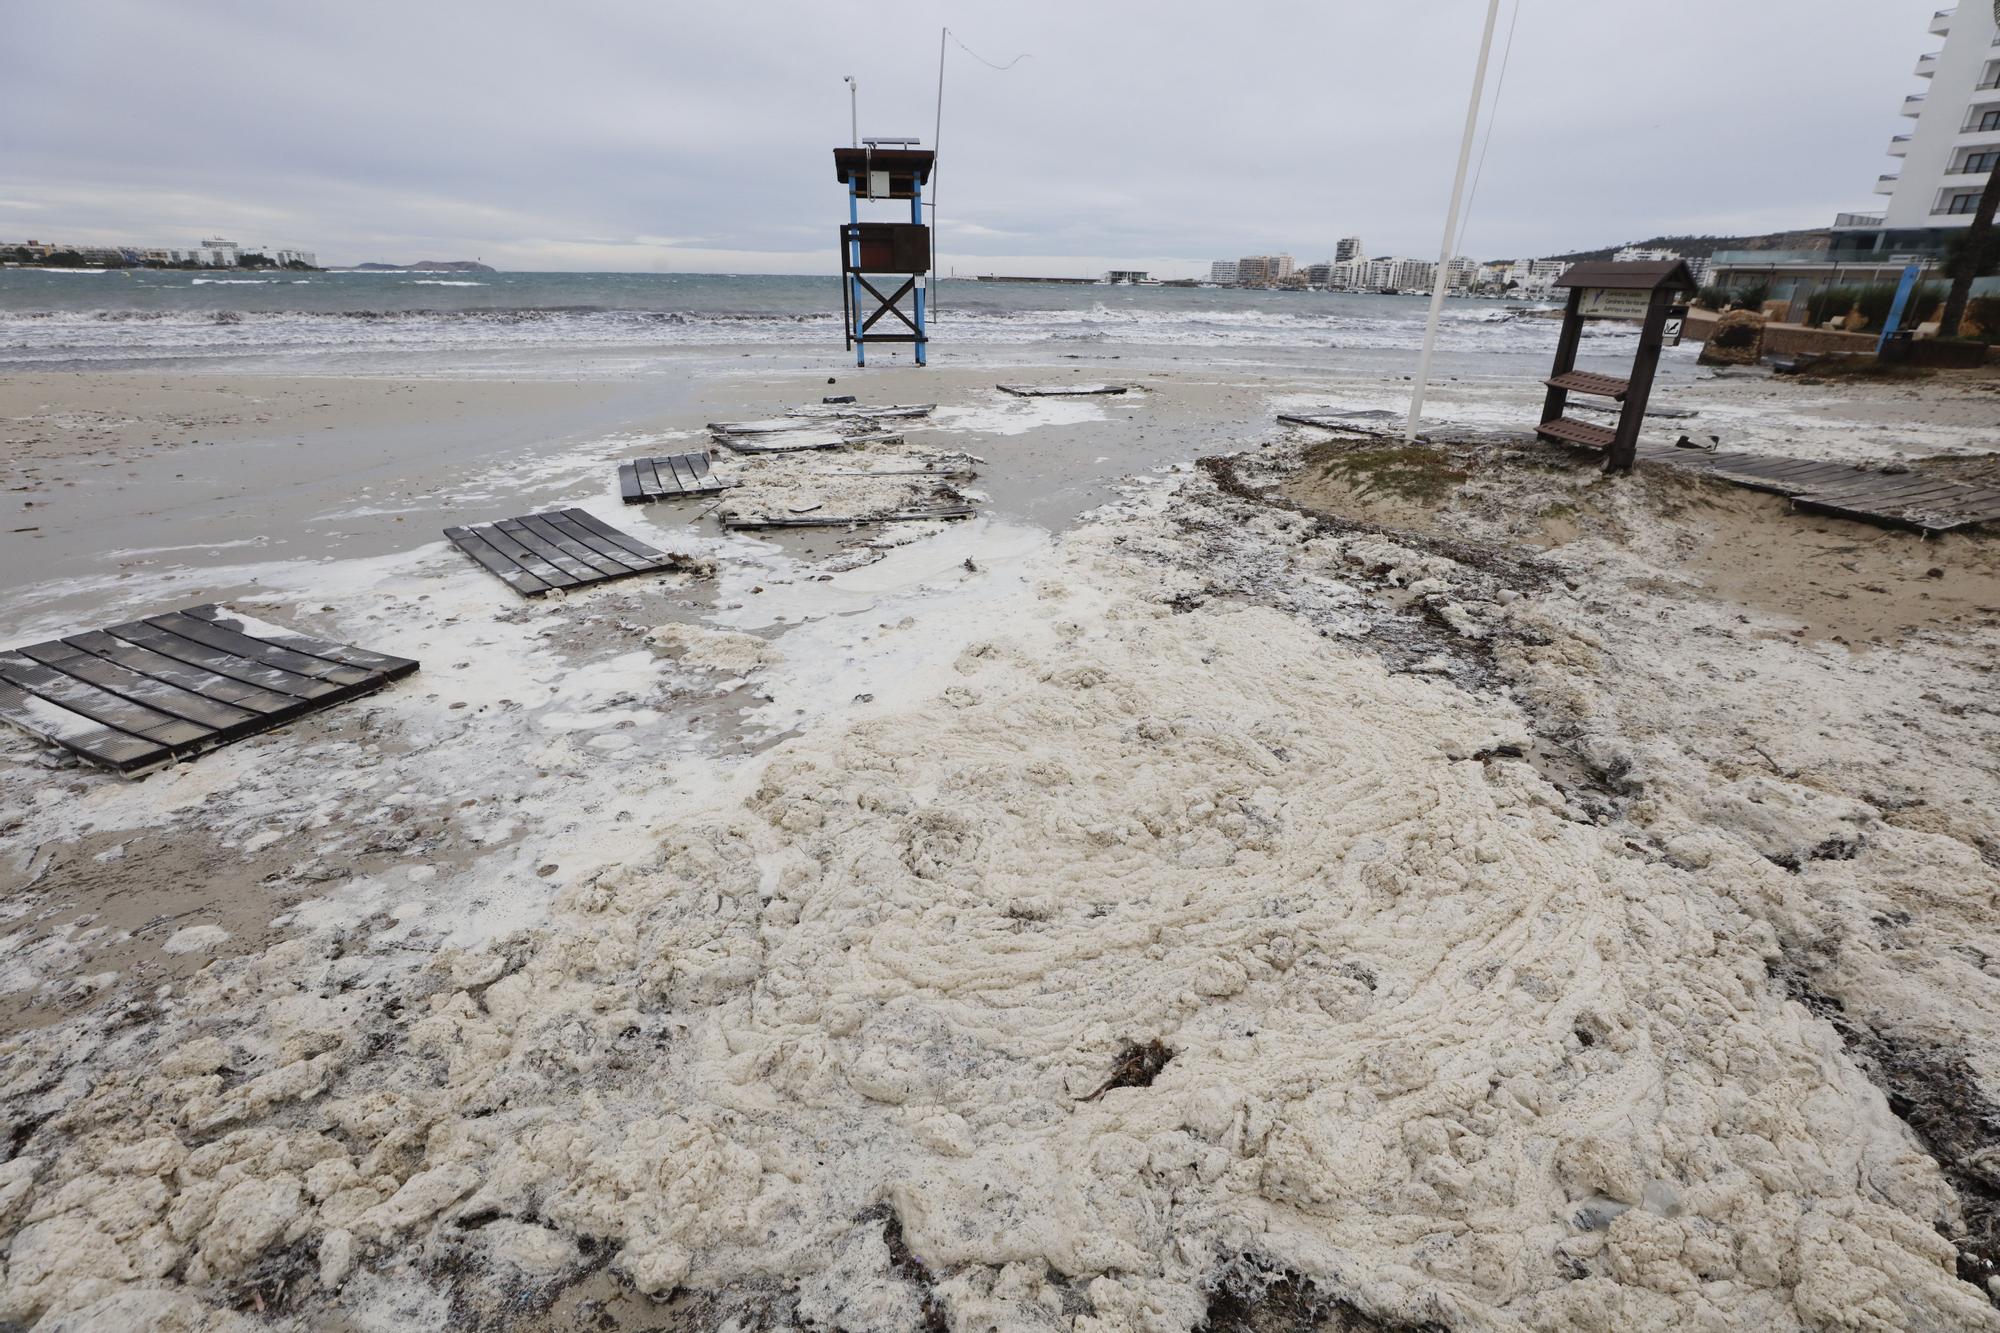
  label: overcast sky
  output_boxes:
[0,0,1952,275]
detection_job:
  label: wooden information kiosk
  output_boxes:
[1536,259,1695,472]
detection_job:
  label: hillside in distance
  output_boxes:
[1541,229,1831,263]
[349,260,496,272]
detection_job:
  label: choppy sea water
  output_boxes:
[0,269,1651,374]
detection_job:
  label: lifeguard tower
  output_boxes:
[833,139,934,367]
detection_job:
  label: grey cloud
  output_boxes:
[0,0,1944,272]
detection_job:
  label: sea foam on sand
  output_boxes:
[1,473,1994,1330]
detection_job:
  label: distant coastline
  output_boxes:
[343,260,496,273]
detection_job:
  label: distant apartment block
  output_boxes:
[1334,236,1363,264]
[1234,253,1295,286]
[2,236,317,269]
[1209,260,1238,284]
[1613,246,1681,263]
[1363,257,1437,291]
[1103,270,1150,284]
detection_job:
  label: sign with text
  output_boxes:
[1576,287,1654,320]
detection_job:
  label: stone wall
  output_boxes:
[1681,309,1881,357]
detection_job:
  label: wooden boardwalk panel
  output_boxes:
[996,383,1127,397]
[0,605,417,774]
[1638,445,2000,534]
[445,507,687,597]
[619,451,731,504]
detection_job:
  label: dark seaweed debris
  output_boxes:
[1081,1039,1175,1101]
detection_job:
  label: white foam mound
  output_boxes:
[0,499,1991,1330]
[644,622,777,673]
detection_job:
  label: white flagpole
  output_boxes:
[1407,0,1503,442]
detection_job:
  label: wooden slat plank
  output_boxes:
[1710,458,1831,481]
[713,430,855,454]
[144,612,373,685]
[187,606,417,678]
[996,384,1127,397]
[468,522,580,589]
[559,509,674,563]
[2,608,417,773]
[1536,417,1617,449]
[619,462,644,503]
[446,525,557,596]
[1791,495,1968,531]
[1798,478,1974,506]
[105,620,342,699]
[722,506,978,530]
[536,509,660,573]
[15,642,262,732]
[0,653,210,746]
[0,679,168,772]
[640,457,668,495]
[493,518,605,583]
[1545,371,1630,399]
[62,631,303,716]
[513,513,636,577]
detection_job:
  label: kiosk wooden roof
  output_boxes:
[832,148,935,198]
[1554,260,1697,293]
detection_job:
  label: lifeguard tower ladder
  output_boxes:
[834,140,934,367]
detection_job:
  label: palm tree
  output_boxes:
[1936,1,2000,337]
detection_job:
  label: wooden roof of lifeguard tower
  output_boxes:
[833,147,935,186]
[1554,260,1697,292]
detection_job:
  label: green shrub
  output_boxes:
[1907,281,1946,325]
[1853,283,1900,329]
[1806,286,1857,326]
[1694,285,1731,312]
[1733,282,1770,311]
[1965,296,2000,343]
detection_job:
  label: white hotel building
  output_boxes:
[1833,2,2000,255]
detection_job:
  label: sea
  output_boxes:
[0,269,1639,375]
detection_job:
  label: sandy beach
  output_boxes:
[3,341,2000,1330]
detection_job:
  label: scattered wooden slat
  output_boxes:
[501,515,626,581]
[707,418,810,434]
[0,605,418,774]
[1277,409,1401,429]
[784,403,935,420]
[996,383,1127,397]
[713,430,901,454]
[58,631,301,716]
[145,611,374,685]
[103,618,343,700]
[443,524,557,596]
[445,508,690,597]
[721,506,978,530]
[14,641,262,733]
[619,451,731,503]
[0,681,166,771]
[187,606,415,676]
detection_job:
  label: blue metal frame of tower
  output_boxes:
[909,178,926,367]
[847,177,866,366]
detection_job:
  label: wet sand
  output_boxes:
[3,348,2000,1328]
